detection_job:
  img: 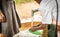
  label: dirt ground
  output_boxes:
[16,1,41,20]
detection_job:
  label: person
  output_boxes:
[30,0,60,37]
[0,1,6,33]
[0,0,21,37]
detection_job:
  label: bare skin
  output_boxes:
[30,23,48,32]
[0,10,6,23]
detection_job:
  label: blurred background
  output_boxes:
[14,0,40,20]
[0,0,60,37]
[13,0,60,37]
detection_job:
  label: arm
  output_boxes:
[0,10,6,23]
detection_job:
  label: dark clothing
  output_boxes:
[0,0,3,33]
[0,0,21,37]
[48,24,55,37]
[13,1,21,27]
[0,23,2,33]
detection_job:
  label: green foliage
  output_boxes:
[14,0,34,3]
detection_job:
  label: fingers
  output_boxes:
[30,24,48,32]
[0,10,6,23]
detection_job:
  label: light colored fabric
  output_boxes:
[38,0,60,24]
[13,30,43,37]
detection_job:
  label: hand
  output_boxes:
[0,10,6,23]
[30,24,48,32]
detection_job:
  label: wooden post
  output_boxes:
[42,25,48,37]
